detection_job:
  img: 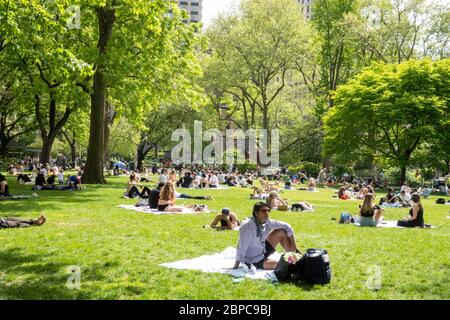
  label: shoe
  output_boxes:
[207,195,214,200]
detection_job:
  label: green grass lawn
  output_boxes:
[0,174,449,300]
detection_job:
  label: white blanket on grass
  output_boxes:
[354,220,438,228]
[160,247,280,281]
[118,205,210,215]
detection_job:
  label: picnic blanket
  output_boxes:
[160,247,279,282]
[118,205,210,215]
[354,220,438,229]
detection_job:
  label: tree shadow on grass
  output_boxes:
[0,247,130,299]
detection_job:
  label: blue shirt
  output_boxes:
[236,217,294,264]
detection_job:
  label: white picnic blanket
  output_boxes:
[118,205,210,215]
[160,247,280,281]
[354,220,438,229]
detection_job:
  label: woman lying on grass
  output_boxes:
[0,214,46,229]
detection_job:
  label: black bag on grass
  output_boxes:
[436,198,445,204]
[301,249,331,284]
[274,252,303,282]
[274,249,331,285]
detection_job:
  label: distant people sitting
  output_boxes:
[318,168,327,184]
[17,173,32,184]
[209,173,219,188]
[149,182,165,209]
[298,171,307,184]
[180,171,194,188]
[125,173,151,199]
[419,186,432,199]
[35,171,46,188]
[357,187,369,200]
[0,214,46,229]
[239,176,248,187]
[338,186,348,200]
[46,174,56,187]
[396,190,412,207]
[200,173,209,188]
[209,208,240,230]
[358,193,383,227]
[0,174,10,197]
[379,188,396,205]
[158,182,184,212]
[397,194,425,228]
[226,176,238,187]
[284,180,292,190]
[57,169,65,184]
[266,191,288,211]
[67,174,82,190]
[158,169,168,184]
[307,178,316,191]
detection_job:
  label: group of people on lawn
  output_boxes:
[0,167,428,272]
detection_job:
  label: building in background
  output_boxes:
[298,0,313,20]
[177,0,203,23]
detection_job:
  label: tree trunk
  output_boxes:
[400,165,407,186]
[40,134,57,165]
[82,6,115,184]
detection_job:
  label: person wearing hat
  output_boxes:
[209,208,240,230]
[233,202,300,270]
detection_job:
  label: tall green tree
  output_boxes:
[205,0,312,132]
[324,59,449,184]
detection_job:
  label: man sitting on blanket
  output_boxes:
[233,202,300,270]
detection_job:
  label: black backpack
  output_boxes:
[274,249,331,285]
[301,249,331,284]
[436,198,445,204]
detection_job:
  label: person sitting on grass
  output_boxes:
[17,173,32,184]
[338,185,349,200]
[396,190,412,207]
[0,173,10,197]
[266,191,288,211]
[307,178,316,191]
[358,193,383,227]
[232,202,300,270]
[209,208,240,230]
[35,171,46,188]
[397,194,425,228]
[0,214,46,229]
[379,188,396,205]
[356,187,369,200]
[125,173,151,199]
[157,182,185,212]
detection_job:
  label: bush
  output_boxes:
[235,163,257,173]
[382,166,423,187]
[288,162,320,177]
